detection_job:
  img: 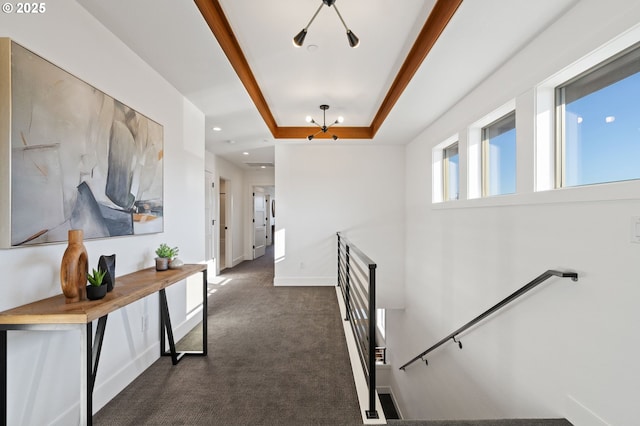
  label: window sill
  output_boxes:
[432,179,640,209]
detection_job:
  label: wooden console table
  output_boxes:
[0,263,207,426]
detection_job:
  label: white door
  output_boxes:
[219,178,228,270]
[253,189,266,259]
[205,172,216,267]
[265,194,272,246]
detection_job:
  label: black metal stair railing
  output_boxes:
[337,232,378,420]
[399,269,579,371]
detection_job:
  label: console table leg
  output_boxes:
[81,323,92,426]
[1,330,6,426]
[91,316,108,394]
[202,269,208,356]
[159,289,180,365]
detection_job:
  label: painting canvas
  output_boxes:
[0,40,163,247]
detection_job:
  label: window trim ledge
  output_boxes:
[432,178,640,210]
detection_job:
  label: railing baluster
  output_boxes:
[336,232,378,420]
[344,245,351,322]
[366,263,378,419]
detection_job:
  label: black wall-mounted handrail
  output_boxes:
[337,232,379,420]
[399,270,578,371]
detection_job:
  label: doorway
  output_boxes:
[205,171,216,272]
[252,187,267,259]
[219,177,230,271]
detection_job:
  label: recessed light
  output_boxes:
[212,127,222,131]
[242,152,249,155]
[226,140,236,144]
[307,44,319,52]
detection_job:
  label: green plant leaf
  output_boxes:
[156,243,179,259]
[87,267,107,287]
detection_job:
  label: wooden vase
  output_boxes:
[60,229,89,303]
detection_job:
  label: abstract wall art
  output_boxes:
[0,39,164,247]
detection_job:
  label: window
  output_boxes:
[432,134,458,203]
[376,308,386,339]
[556,43,640,187]
[482,111,516,196]
[443,143,459,201]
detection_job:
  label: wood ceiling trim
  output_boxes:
[194,0,277,133]
[275,126,373,140]
[370,0,463,137]
[194,0,462,140]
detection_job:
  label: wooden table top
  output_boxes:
[0,263,206,325]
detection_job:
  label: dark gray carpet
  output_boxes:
[94,246,363,425]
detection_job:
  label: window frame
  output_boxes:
[481,110,517,197]
[535,24,640,195]
[443,142,459,201]
[466,101,516,200]
[432,134,459,203]
[554,41,640,188]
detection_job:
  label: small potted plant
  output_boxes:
[86,267,108,300]
[155,243,178,271]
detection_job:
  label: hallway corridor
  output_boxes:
[94,246,363,425]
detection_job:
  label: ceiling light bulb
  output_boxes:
[305,116,313,123]
[337,116,344,123]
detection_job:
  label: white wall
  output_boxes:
[389,1,640,425]
[274,144,405,308]
[0,2,205,424]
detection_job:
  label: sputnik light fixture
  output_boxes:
[306,105,344,140]
[293,0,360,48]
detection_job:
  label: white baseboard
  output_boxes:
[50,304,206,425]
[274,276,336,286]
[177,304,205,342]
[49,342,160,426]
[565,395,610,426]
[93,342,160,412]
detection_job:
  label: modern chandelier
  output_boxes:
[305,105,344,140]
[293,0,360,48]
